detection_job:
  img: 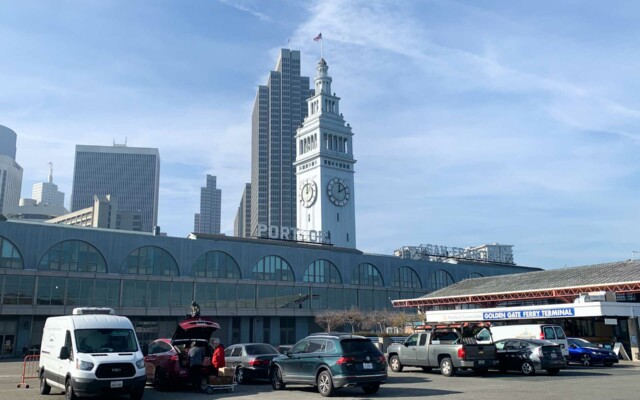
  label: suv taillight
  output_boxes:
[379,354,387,363]
[336,356,355,365]
[457,347,466,359]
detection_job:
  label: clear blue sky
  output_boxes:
[2,0,639,269]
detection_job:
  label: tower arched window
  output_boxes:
[430,269,455,291]
[303,259,342,284]
[252,255,294,281]
[191,250,241,279]
[392,266,422,288]
[121,246,179,276]
[39,240,106,272]
[0,235,23,269]
[351,263,384,286]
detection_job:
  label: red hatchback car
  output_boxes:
[143,317,220,390]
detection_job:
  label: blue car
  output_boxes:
[567,338,618,367]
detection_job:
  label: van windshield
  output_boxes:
[75,329,138,353]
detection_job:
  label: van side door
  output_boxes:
[58,331,74,386]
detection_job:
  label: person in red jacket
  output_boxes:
[212,338,225,376]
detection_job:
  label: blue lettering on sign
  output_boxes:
[482,308,574,320]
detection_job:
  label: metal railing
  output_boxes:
[17,354,40,389]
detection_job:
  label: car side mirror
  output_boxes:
[403,342,409,347]
[59,346,70,360]
[285,351,292,357]
[569,345,576,349]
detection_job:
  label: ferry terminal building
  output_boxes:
[0,219,535,356]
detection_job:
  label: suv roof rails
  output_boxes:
[309,332,367,339]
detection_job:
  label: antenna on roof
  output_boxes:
[47,162,53,183]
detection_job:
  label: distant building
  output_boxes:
[3,198,67,221]
[250,49,312,237]
[70,144,160,233]
[48,194,142,231]
[194,175,222,234]
[0,125,23,215]
[233,183,251,238]
[32,163,65,208]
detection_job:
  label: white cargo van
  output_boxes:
[38,308,146,400]
[476,324,570,359]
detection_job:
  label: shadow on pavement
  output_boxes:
[284,385,461,398]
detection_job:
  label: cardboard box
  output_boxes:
[208,375,234,385]
[219,367,235,377]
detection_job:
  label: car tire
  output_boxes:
[421,366,432,373]
[154,368,166,391]
[65,379,77,400]
[546,368,560,376]
[235,367,245,384]
[389,355,403,372]
[521,361,535,376]
[439,357,456,377]
[39,371,51,395]
[362,383,380,394]
[270,367,286,391]
[317,370,335,397]
[580,354,592,367]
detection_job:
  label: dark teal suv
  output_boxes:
[269,333,387,397]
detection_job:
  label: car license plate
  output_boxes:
[363,363,373,370]
[477,360,485,365]
[110,381,123,388]
[550,353,557,359]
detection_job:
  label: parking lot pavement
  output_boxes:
[2,360,640,400]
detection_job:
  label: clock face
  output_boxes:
[300,180,317,208]
[327,178,350,206]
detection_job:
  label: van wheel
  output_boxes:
[521,361,535,376]
[439,357,456,377]
[317,370,335,397]
[39,371,51,395]
[65,379,77,400]
[389,355,403,372]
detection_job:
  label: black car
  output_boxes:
[270,333,387,397]
[494,339,566,376]
[224,343,280,383]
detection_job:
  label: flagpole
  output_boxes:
[320,30,323,59]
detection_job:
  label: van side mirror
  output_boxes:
[59,346,70,360]
[141,344,149,356]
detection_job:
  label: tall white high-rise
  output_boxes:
[71,144,160,233]
[0,125,23,215]
[194,174,221,234]
[32,162,65,208]
[294,59,357,248]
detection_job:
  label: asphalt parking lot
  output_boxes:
[2,360,639,400]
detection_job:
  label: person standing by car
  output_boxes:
[188,341,205,392]
[212,338,226,376]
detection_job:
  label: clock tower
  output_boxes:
[295,58,356,248]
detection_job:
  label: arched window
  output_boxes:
[191,251,241,279]
[466,272,483,279]
[430,269,455,291]
[252,256,294,281]
[303,259,342,284]
[392,266,422,288]
[351,263,383,286]
[39,240,106,273]
[0,235,23,269]
[121,246,179,276]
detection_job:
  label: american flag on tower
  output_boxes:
[313,33,322,41]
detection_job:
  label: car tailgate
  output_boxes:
[463,344,496,360]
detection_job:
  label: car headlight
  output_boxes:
[76,359,94,371]
[136,359,145,369]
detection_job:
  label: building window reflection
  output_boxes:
[0,236,23,269]
[431,269,455,291]
[466,272,483,279]
[1,275,34,305]
[121,246,179,276]
[191,251,241,279]
[39,240,106,273]
[392,266,422,288]
[252,256,294,281]
[351,263,384,286]
[303,259,342,284]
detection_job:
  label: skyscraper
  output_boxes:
[0,125,23,215]
[32,163,65,208]
[233,183,251,238]
[249,49,313,237]
[193,174,221,234]
[70,144,160,233]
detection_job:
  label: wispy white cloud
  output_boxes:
[219,0,273,22]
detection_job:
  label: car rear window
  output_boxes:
[543,326,556,340]
[554,327,566,339]
[340,339,379,355]
[246,344,278,355]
